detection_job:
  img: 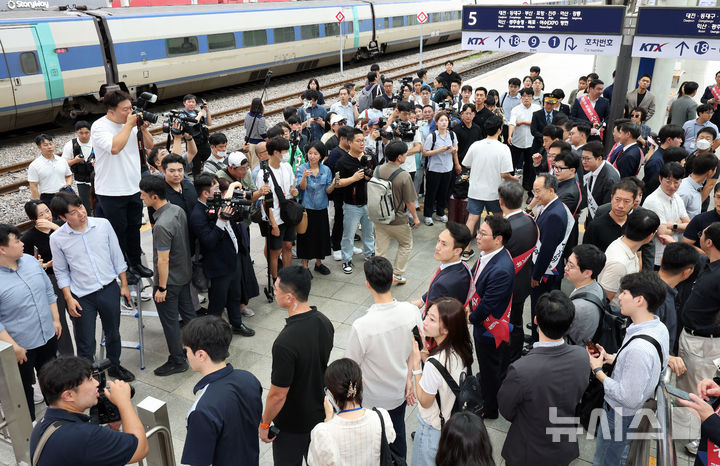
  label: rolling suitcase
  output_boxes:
[448,195,469,224]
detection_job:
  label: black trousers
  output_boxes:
[18,336,57,421]
[387,401,407,459]
[154,283,196,364]
[76,183,93,215]
[330,194,344,252]
[191,136,211,177]
[272,431,310,466]
[530,275,562,342]
[423,170,453,218]
[475,338,506,413]
[48,273,74,356]
[510,145,536,191]
[96,193,143,266]
[208,257,245,329]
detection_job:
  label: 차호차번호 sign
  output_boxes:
[461,5,624,56]
[632,7,720,60]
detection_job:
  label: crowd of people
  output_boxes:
[2,62,720,465]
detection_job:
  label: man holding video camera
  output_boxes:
[384,101,423,186]
[90,90,155,280]
[29,356,149,466]
[179,94,213,177]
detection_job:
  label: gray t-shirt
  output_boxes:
[567,281,605,345]
[152,203,192,286]
[376,163,418,226]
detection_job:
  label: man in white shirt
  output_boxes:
[345,256,422,461]
[509,88,541,195]
[677,153,717,219]
[461,115,518,259]
[642,162,691,266]
[90,90,155,279]
[61,121,94,213]
[329,87,359,127]
[28,134,73,206]
[598,208,660,306]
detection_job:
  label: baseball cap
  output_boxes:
[227,152,249,168]
[330,114,347,125]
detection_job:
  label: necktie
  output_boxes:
[546,112,551,124]
[588,176,595,194]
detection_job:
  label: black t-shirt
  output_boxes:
[682,260,720,332]
[455,122,484,160]
[21,227,54,274]
[472,107,493,139]
[684,208,720,244]
[583,211,625,252]
[271,307,334,433]
[337,153,368,205]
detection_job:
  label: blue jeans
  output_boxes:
[341,203,374,262]
[593,404,637,466]
[411,413,441,466]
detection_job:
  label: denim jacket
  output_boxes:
[295,163,332,210]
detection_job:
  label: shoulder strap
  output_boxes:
[449,130,456,145]
[266,166,286,202]
[500,92,507,107]
[32,420,68,466]
[427,358,461,394]
[71,138,81,157]
[609,334,664,376]
[571,291,607,342]
[431,132,437,150]
[387,167,404,183]
[372,407,389,446]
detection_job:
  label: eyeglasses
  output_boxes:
[565,261,578,270]
[554,165,569,171]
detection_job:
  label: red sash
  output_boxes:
[468,250,513,348]
[708,403,720,464]
[580,96,604,140]
[711,85,720,110]
[607,143,621,162]
[512,247,534,274]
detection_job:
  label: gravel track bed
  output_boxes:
[0,44,516,225]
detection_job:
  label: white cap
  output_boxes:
[227,152,248,168]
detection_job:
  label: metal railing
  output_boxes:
[137,425,176,466]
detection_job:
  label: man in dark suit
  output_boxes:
[581,141,620,224]
[700,70,720,127]
[411,222,473,316]
[530,94,560,151]
[189,174,258,336]
[498,181,538,367]
[467,215,515,420]
[529,174,574,342]
[571,80,610,142]
[608,121,643,178]
[499,290,589,466]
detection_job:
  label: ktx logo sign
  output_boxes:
[467,37,489,45]
[639,42,669,52]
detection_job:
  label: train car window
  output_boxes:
[430,12,442,22]
[392,16,404,27]
[324,23,340,36]
[19,52,40,75]
[208,33,236,51]
[344,22,353,34]
[383,17,390,29]
[166,36,199,56]
[301,24,320,40]
[274,27,295,43]
[406,15,417,26]
[243,30,268,47]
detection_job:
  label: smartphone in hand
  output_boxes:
[324,387,340,412]
[665,385,693,402]
[412,326,424,350]
[584,339,600,354]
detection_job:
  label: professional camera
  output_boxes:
[206,190,254,221]
[376,118,393,140]
[133,91,159,124]
[90,359,135,425]
[400,76,413,87]
[162,110,201,137]
[359,152,375,178]
[395,120,418,142]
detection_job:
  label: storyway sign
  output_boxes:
[462,5,625,56]
[632,7,720,60]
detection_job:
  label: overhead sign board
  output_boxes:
[632,7,720,59]
[462,5,625,56]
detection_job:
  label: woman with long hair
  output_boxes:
[308,358,395,465]
[244,97,267,169]
[436,412,495,466]
[300,78,326,105]
[296,141,335,276]
[409,298,474,466]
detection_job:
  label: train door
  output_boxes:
[0,26,61,129]
[0,40,16,132]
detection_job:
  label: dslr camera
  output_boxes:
[376,118,393,140]
[162,110,201,137]
[395,120,418,142]
[206,190,254,221]
[90,359,135,425]
[359,153,375,178]
[133,91,159,124]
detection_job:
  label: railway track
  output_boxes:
[2,50,521,214]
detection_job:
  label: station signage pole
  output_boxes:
[336,11,345,76]
[417,11,428,67]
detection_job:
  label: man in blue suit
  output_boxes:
[530,94,560,152]
[467,215,515,420]
[189,173,258,337]
[608,121,643,178]
[571,80,610,142]
[529,173,574,342]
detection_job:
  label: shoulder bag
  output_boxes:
[267,167,305,226]
[372,408,407,466]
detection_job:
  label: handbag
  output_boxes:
[267,168,305,226]
[372,408,407,466]
[576,334,663,431]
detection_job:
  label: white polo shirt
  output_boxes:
[642,187,688,265]
[509,103,541,149]
[90,116,141,196]
[27,155,71,194]
[462,138,513,201]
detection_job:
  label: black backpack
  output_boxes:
[571,291,628,354]
[426,358,483,427]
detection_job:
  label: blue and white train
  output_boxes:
[0,0,480,132]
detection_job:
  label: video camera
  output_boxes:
[162,110,202,137]
[90,359,135,425]
[133,91,159,124]
[395,120,418,142]
[206,190,254,221]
